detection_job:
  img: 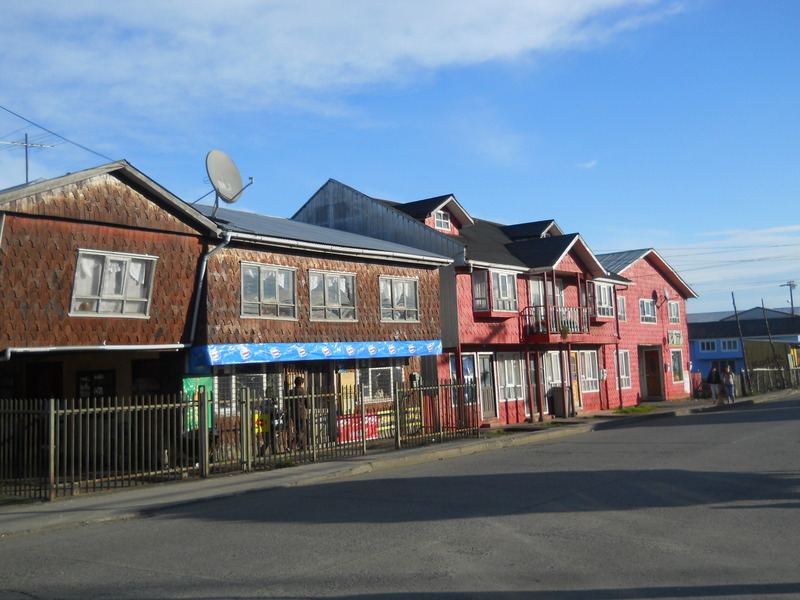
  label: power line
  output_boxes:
[0,104,114,162]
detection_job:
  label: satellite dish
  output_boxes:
[206,149,245,203]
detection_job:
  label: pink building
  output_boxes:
[294,180,697,424]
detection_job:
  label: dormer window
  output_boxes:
[434,210,451,231]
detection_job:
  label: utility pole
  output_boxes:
[780,280,796,316]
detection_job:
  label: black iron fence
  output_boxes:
[1,380,479,501]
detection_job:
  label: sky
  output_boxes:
[1,0,798,315]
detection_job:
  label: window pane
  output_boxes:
[261,269,277,303]
[74,255,103,296]
[103,259,126,296]
[309,273,324,307]
[242,265,259,302]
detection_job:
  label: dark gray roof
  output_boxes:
[506,234,581,270]
[388,195,453,220]
[196,204,450,264]
[500,220,558,241]
[689,317,800,340]
[452,220,527,268]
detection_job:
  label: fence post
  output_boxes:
[198,386,209,478]
[48,398,56,501]
[394,383,402,450]
[310,387,317,462]
[240,388,252,472]
[360,383,367,455]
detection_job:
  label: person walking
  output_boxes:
[721,365,736,404]
[707,366,723,406]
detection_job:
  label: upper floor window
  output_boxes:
[241,262,296,319]
[309,270,356,321]
[721,339,739,352]
[472,270,518,312]
[71,250,156,317]
[380,276,419,321]
[700,340,717,352]
[492,271,518,312]
[639,298,657,323]
[668,300,681,324]
[434,210,451,231]
[617,296,627,321]
[595,284,614,317]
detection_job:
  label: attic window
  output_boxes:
[434,210,451,231]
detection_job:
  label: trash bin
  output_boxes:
[550,386,570,418]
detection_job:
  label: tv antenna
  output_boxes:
[204,149,254,217]
[0,133,54,183]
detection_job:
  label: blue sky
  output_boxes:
[1,1,798,314]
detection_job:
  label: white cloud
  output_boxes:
[578,159,599,169]
[0,1,681,127]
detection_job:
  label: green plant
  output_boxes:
[614,405,658,415]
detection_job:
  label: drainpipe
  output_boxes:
[189,232,232,345]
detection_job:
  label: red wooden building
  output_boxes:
[293,179,697,423]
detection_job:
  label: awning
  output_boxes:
[190,339,443,369]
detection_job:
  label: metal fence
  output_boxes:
[0,380,479,501]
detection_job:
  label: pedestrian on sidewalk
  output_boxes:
[707,366,722,405]
[721,365,736,404]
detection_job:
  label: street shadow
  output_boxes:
[597,398,800,430]
[154,465,800,525]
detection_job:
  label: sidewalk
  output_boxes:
[1,390,794,539]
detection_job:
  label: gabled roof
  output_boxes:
[0,160,222,236]
[506,233,608,277]
[386,194,475,228]
[500,220,563,241]
[196,204,451,266]
[597,248,698,299]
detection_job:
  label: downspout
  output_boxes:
[189,232,232,346]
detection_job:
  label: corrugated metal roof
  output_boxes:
[195,204,450,264]
[596,249,650,275]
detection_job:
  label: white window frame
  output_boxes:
[241,262,297,319]
[671,349,685,382]
[595,283,614,317]
[699,340,717,352]
[721,339,739,352]
[616,349,632,389]
[70,249,157,318]
[434,210,451,231]
[491,271,518,312]
[639,298,657,323]
[578,351,599,392]
[359,364,403,404]
[617,296,627,322]
[379,276,419,322]
[309,270,357,321]
[668,300,681,324]
[496,353,525,404]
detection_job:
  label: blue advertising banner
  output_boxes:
[190,339,443,369]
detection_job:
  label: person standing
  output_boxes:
[288,376,309,450]
[707,366,723,406]
[721,365,736,404]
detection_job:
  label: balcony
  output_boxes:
[521,305,590,339]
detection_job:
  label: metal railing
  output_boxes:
[521,305,590,336]
[0,379,480,501]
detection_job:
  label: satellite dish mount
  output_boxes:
[205,149,254,217]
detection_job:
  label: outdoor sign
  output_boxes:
[190,339,443,368]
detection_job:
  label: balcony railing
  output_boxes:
[522,305,590,337]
